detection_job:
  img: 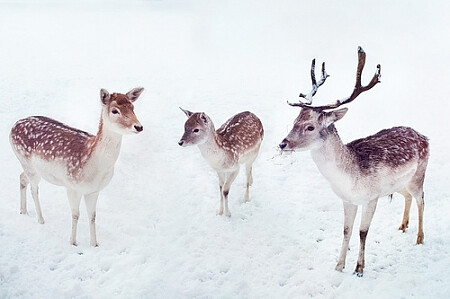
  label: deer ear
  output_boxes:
[323,108,348,126]
[100,89,110,105]
[179,107,193,118]
[126,87,144,102]
[200,113,208,124]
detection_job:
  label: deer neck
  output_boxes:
[310,125,352,183]
[197,125,229,169]
[88,116,123,169]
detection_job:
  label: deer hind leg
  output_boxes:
[84,192,99,247]
[243,163,254,203]
[28,174,44,224]
[415,191,425,244]
[408,186,425,244]
[408,162,426,244]
[19,172,29,215]
[335,202,358,272]
[398,189,412,232]
[354,198,378,277]
[67,189,82,246]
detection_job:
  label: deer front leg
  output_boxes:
[335,202,357,272]
[354,198,378,277]
[221,170,239,217]
[217,172,226,216]
[84,192,100,247]
[67,189,82,246]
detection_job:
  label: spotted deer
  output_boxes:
[178,109,264,217]
[279,47,429,276]
[9,87,144,246]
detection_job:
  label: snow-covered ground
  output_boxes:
[1,1,450,298]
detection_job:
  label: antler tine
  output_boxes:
[344,47,380,100]
[289,58,329,107]
[287,47,380,111]
[317,47,381,110]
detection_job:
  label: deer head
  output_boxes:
[280,108,349,151]
[100,87,144,135]
[279,47,381,151]
[178,108,214,147]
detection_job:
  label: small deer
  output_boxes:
[9,87,144,246]
[279,47,429,276]
[178,109,264,217]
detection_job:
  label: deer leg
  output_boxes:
[408,162,426,244]
[354,198,378,277]
[243,163,253,203]
[413,190,425,244]
[335,202,358,272]
[67,189,82,246]
[398,190,412,232]
[221,170,239,217]
[19,172,29,215]
[84,192,99,247]
[29,179,44,224]
[217,172,226,216]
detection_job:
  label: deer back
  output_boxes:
[346,126,429,175]
[216,111,264,155]
[10,116,95,176]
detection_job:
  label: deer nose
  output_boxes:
[134,125,143,132]
[178,140,184,146]
[279,141,287,150]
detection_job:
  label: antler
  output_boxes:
[288,59,329,107]
[288,47,381,111]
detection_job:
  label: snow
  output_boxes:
[1,0,450,298]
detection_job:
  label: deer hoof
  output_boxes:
[416,234,424,244]
[398,223,408,232]
[335,262,344,272]
[354,263,364,277]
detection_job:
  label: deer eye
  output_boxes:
[193,128,199,133]
[112,108,120,115]
[306,126,315,131]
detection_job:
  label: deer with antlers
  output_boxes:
[178,109,264,217]
[279,47,429,276]
[9,87,144,246]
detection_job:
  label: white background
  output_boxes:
[1,1,449,298]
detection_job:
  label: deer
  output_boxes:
[9,87,144,246]
[178,108,264,217]
[279,47,429,277]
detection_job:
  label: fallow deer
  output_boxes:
[9,87,144,246]
[178,109,264,217]
[279,47,429,276]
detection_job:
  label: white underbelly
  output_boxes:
[331,167,417,205]
[31,158,114,194]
